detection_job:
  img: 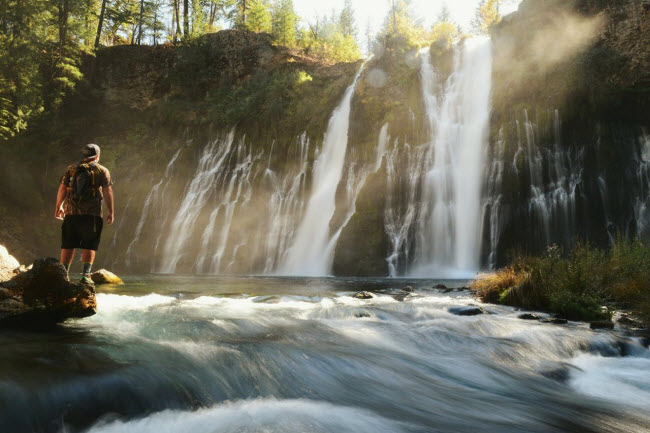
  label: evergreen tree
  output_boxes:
[338,0,355,38]
[271,0,297,46]
[431,3,458,50]
[379,0,425,51]
[246,0,271,33]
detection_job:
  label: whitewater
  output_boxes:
[1,276,648,432]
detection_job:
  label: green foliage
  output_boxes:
[377,0,427,53]
[472,239,650,323]
[245,0,271,33]
[271,0,297,47]
[298,3,361,63]
[471,0,502,34]
[431,20,458,51]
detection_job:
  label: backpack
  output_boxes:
[70,163,99,202]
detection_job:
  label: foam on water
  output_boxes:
[568,352,650,410]
[85,398,408,433]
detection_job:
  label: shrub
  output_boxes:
[471,239,650,323]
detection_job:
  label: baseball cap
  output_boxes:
[82,144,100,158]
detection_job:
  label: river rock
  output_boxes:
[448,306,484,316]
[91,269,124,285]
[518,313,541,320]
[617,315,643,328]
[541,317,568,325]
[434,284,448,289]
[0,244,21,283]
[0,257,96,328]
[590,320,614,330]
[402,285,414,292]
[354,291,373,299]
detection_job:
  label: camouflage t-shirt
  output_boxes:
[60,163,113,217]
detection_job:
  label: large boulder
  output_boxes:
[0,257,96,328]
[91,269,124,285]
[0,244,20,283]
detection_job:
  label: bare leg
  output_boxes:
[61,249,75,265]
[81,249,96,263]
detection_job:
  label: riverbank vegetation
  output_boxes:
[470,239,650,323]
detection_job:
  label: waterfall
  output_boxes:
[279,66,363,276]
[635,129,650,236]
[261,134,310,273]
[411,38,493,277]
[159,132,235,273]
[124,148,182,268]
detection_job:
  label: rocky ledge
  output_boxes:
[0,250,97,328]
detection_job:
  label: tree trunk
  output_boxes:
[174,0,181,42]
[95,0,107,48]
[153,9,158,45]
[137,0,144,45]
[58,0,69,56]
[183,0,189,36]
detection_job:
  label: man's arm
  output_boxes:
[105,185,114,225]
[55,184,66,220]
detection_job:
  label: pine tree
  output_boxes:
[247,0,271,33]
[271,0,297,46]
[338,0,355,38]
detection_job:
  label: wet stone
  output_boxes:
[518,313,541,320]
[402,286,414,292]
[590,320,615,330]
[541,318,568,325]
[354,291,373,299]
[448,306,484,316]
[434,284,448,289]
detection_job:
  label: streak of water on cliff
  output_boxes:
[279,66,364,276]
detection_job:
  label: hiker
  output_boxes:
[54,144,114,285]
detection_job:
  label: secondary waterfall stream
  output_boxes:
[411,38,493,277]
[279,67,363,276]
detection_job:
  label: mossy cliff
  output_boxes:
[0,30,359,270]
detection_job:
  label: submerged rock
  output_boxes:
[448,306,484,316]
[402,285,414,292]
[541,317,568,324]
[354,291,373,299]
[518,313,541,320]
[91,269,124,285]
[0,258,96,328]
[590,320,615,330]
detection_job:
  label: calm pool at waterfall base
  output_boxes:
[1,275,649,433]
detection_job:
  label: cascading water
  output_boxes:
[279,67,363,276]
[261,134,310,273]
[411,38,493,277]
[635,130,650,236]
[159,132,235,273]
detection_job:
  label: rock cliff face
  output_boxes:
[1,1,649,276]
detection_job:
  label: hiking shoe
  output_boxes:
[80,275,95,286]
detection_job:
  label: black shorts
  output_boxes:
[61,215,104,251]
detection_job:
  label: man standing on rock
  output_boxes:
[54,144,114,285]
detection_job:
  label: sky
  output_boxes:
[294,0,522,36]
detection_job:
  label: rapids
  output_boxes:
[1,276,648,432]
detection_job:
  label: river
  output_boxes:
[1,276,649,432]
